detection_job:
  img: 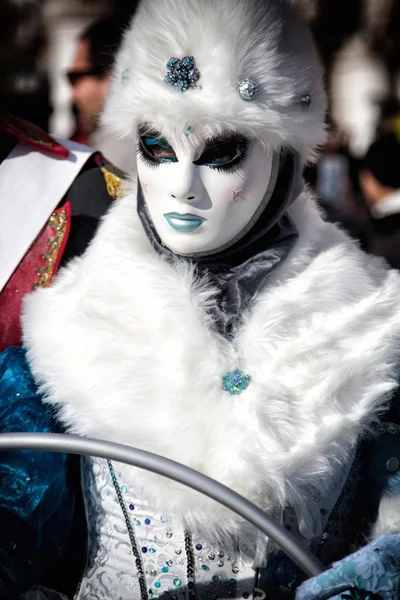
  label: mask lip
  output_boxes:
[154,150,281,259]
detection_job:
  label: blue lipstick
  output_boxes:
[164,212,206,232]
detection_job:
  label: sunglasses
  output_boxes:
[66,67,106,86]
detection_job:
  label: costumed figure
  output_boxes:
[0,112,125,598]
[0,111,126,351]
[2,1,400,598]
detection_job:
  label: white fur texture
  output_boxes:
[23,188,400,541]
[372,495,400,539]
[102,0,326,159]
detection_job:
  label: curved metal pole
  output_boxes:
[0,432,324,578]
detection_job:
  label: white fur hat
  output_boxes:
[102,0,326,158]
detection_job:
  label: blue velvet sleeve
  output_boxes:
[0,347,75,598]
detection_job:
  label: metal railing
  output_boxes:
[0,432,324,578]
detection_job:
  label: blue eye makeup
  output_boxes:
[138,130,177,167]
[137,127,249,173]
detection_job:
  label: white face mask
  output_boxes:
[136,128,278,256]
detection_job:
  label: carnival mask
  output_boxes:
[136,127,278,256]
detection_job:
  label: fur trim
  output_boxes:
[22,188,400,542]
[372,495,400,538]
[102,0,326,160]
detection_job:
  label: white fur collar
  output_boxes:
[23,187,400,541]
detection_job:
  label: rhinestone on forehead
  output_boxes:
[237,78,259,101]
[300,93,312,109]
[164,56,200,92]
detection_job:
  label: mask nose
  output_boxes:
[168,159,199,203]
[171,194,196,201]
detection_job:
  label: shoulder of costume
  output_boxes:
[67,151,128,216]
[57,153,128,267]
[0,116,128,351]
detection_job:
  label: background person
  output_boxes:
[68,14,132,171]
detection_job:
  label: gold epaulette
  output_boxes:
[97,156,128,200]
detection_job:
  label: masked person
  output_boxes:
[2,1,400,599]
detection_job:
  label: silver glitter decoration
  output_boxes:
[166,559,173,566]
[166,531,173,538]
[208,552,216,560]
[232,567,239,574]
[175,549,182,555]
[218,560,224,567]
[237,78,259,101]
[150,569,157,576]
[217,551,224,558]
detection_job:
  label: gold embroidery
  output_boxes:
[33,210,68,289]
[100,165,125,200]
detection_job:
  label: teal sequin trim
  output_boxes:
[221,369,251,395]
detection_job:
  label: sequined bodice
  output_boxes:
[75,457,257,600]
[75,447,358,600]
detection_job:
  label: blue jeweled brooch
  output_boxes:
[164,56,200,92]
[221,369,251,395]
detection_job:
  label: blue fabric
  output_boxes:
[296,534,400,600]
[0,346,66,521]
[0,347,74,598]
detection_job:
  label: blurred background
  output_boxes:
[3,0,400,266]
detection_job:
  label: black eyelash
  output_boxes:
[137,134,178,168]
[137,130,250,173]
[209,143,249,174]
[136,140,160,169]
[195,135,250,174]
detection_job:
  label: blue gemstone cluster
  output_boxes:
[221,369,251,395]
[164,56,200,92]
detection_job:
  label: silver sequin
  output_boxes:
[237,78,259,101]
[300,93,311,109]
